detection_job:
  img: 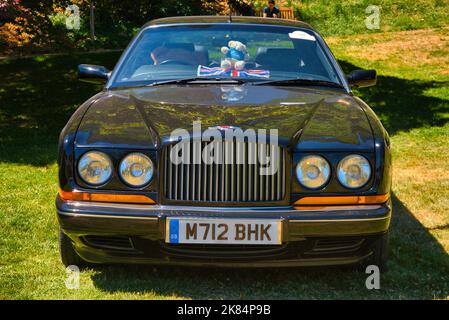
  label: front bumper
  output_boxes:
[56,196,391,267]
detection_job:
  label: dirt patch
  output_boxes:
[395,166,449,184]
[328,28,449,74]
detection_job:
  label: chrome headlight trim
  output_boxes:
[296,155,331,189]
[119,153,154,188]
[337,154,371,189]
[77,151,113,186]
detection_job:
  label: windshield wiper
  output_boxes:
[147,77,246,87]
[253,78,344,88]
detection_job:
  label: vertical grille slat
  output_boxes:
[163,140,286,204]
[202,142,207,201]
[225,141,228,201]
[282,149,286,198]
[242,142,247,201]
[215,141,219,202]
[277,145,281,201]
[254,142,258,201]
[271,144,275,200]
[248,142,254,202]
[173,145,178,200]
[231,140,235,202]
[236,141,241,202]
[190,143,196,200]
[221,142,225,201]
[180,158,184,200]
[264,143,268,201]
[258,143,264,201]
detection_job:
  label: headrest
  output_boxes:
[164,42,195,52]
[255,48,298,66]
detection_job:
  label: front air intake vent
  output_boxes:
[83,235,134,251]
[309,238,365,254]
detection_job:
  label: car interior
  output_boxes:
[122,37,334,82]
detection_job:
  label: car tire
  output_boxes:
[59,227,88,268]
[365,230,390,272]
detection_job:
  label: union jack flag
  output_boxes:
[197,65,270,79]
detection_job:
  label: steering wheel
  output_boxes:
[158,59,192,66]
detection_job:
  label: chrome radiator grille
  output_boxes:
[161,141,287,203]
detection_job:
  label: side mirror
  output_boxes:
[347,69,377,88]
[78,64,110,84]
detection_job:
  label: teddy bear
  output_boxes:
[220,40,248,71]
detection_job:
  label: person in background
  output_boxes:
[263,0,280,18]
[247,2,256,16]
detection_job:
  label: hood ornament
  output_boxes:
[208,125,241,131]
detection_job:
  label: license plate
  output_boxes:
[165,218,282,245]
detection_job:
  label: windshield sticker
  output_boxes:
[288,31,316,41]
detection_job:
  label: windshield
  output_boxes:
[111,24,342,88]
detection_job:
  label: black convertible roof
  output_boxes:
[144,15,314,30]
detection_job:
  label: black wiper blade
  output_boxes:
[148,77,246,87]
[253,78,343,88]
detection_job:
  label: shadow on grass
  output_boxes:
[89,192,449,299]
[0,52,121,166]
[338,60,449,135]
[0,54,448,166]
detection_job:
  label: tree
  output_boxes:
[89,0,94,39]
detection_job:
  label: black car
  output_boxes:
[57,16,392,270]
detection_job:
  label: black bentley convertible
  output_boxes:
[57,16,392,270]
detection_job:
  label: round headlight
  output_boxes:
[78,151,113,186]
[296,155,331,189]
[337,155,371,189]
[119,153,154,187]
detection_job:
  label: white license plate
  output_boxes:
[165,218,282,245]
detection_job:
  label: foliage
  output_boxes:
[0,1,32,52]
[0,0,222,55]
[0,1,81,53]
[202,0,253,15]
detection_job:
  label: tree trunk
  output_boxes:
[90,0,95,40]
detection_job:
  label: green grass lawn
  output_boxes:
[0,28,448,299]
[298,0,449,36]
